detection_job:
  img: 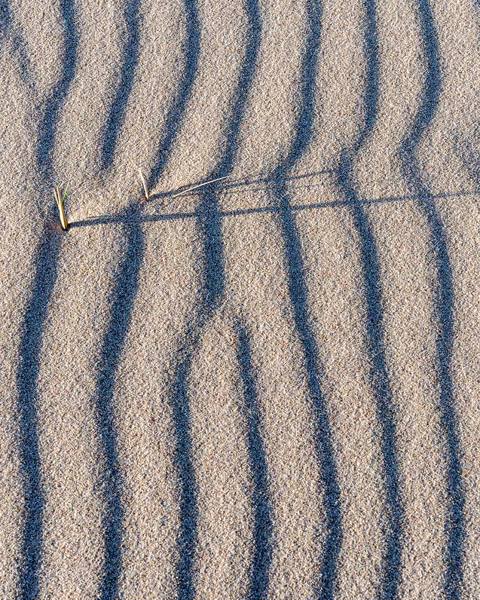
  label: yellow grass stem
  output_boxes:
[138,169,150,200]
[54,186,69,232]
[170,175,229,199]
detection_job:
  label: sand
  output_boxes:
[0,0,479,598]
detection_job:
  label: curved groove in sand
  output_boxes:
[100,0,143,172]
[166,2,262,597]
[399,1,466,597]
[15,2,79,598]
[269,2,344,597]
[0,0,9,34]
[334,1,404,597]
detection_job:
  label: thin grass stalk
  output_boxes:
[54,186,69,231]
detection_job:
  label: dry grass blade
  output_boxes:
[54,186,69,231]
[138,169,150,200]
[170,175,229,199]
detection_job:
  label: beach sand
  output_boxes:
[0,0,479,598]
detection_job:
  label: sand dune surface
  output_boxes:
[1,1,479,598]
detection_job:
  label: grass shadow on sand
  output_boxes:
[68,187,478,229]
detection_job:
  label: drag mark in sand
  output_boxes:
[167,1,262,597]
[15,2,79,598]
[335,1,404,598]
[269,2,343,598]
[399,1,465,597]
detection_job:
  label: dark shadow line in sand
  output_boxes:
[220,169,335,191]
[270,3,343,598]
[147,169,335,202]
[94,204,145,600]
[168,182,225,600]
[10,31,36,92]
[93,2,201,596]
[335,2,403,598]
[0,2,38,105]
[2,0,36,92]
[167,1,262,598]
[399,2,465,598]
[100,0,143,171]
[236,322,273,600]
[16,219,62,600]
[455,136,480,196]
[0,0,11,38]
[36,0,79,181]
[16,3,79,598]
[69,189,477,229]
[147,0,200,190]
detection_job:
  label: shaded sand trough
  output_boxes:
[1,0,479,598]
